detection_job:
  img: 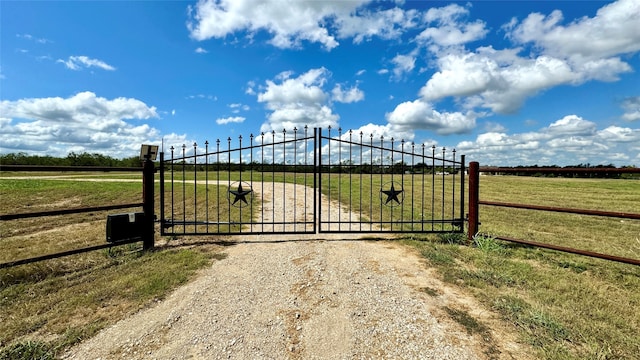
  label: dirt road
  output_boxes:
[59,181,526,359]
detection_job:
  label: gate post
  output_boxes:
[159,152,165,236]
[467,161,480,242]
[142,158,155,250]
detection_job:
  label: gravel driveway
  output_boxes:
[62,182,527,359]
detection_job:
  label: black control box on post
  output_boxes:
[106,212,145,243]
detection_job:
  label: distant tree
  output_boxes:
[1,152,142,167]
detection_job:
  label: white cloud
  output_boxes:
[256,68,339,132]
[415,0,638,115]
[195,47,208,53]
[245,81,256,95]
[186,94,217,101]
[621,96,640,121]
[229,103,250,113]
[57,56,116,71]
[187,0,351,49]
[455,113,639,166]
[385,99,476,135]
[483,122,507,133]
[216,116,246,125]
[391,52,416,78]
[259,68,329,105]
[417,3,488,47]
[0,92,168,157]
[335,7,419,44]
[187,0,419,50]
[418,46,630,114]
[507,0,640,61]
[349,123,395,141]
[16,33,52,44]
[545,115,597,136]
[331,84,364,103]
[597,125,640,143]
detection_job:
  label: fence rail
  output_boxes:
[0,164,143,172]
[0,203,143,221]
[477,200,640,220]
[479,166,640,175]
[0,164,153,269]
[468,163,640,266]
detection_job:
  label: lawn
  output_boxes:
[0,174,226,359]
[405,175,640,360]
[1,172,638,360]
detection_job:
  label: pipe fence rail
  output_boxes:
[0,165,153,269]
[467,163,640,266]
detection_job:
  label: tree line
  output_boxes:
[484,164,639,179]
[2,152,636,178]
[0,152,143,167]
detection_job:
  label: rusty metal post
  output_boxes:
[467,161,480,242]
[142,158,155,250]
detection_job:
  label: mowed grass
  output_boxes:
[405,175,640,360]
[0,174,227,359]
[1,172,639,359]
[478,175,640,260]
[318,171,464,231]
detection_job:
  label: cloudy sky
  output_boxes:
[1,0,639,166]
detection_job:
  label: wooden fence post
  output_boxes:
[142,158,155,250]
[468,161,480,242]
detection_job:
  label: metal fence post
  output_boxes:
[468,161,480,242]
[142,158,155,250]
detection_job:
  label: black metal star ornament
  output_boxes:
[228,182,253,207]
[381,182,403,205]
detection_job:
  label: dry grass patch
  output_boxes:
[0,176,228,359]
[0,244,224,359]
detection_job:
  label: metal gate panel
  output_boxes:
[317,127,465,233]
[160,127,316,236]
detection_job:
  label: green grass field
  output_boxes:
[406,175,640,360]
[1,172,639,359]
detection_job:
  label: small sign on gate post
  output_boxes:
[140,145,158,161]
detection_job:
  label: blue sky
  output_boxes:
[1,0,639,166]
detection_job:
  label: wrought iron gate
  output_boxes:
[159,127,465,236]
